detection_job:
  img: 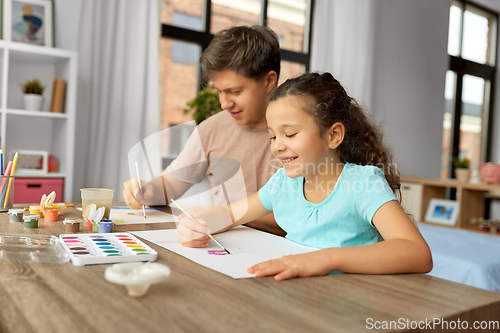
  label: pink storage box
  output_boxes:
[13,178,64,204]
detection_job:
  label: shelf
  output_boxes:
[0,41,77,202]
[0,40,75,61]
[4,109,68,118]
[14,172,66,178]
[401,176,500,191]
[401,177,500,236]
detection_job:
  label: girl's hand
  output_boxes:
[247,251,332,281]
[176,208,211,248]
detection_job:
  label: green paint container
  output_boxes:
[23,214,39,228]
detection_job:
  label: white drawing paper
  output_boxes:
[131,226,318,279]
[110,208,176,224]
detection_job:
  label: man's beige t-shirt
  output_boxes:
[166,111,279,207]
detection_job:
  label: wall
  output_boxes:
[311,0,450,179]
[369,0,450,178]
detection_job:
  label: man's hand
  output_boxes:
[123,178,154,209]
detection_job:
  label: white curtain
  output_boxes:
[54,0,162,201]
[310,0,375,109]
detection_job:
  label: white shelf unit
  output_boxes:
[0,41,78,202]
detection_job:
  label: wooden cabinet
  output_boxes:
[401,177,500,233]
[0,41,77,202]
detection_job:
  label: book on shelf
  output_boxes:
[50,78,66,113]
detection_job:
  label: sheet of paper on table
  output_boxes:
[110,208,176,224]
[131,226,318,279]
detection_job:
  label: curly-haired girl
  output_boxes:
[177,72,432,281]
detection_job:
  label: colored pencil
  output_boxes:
[0,149,3,175]
[0,161,13,207]
[3,153,18,207]
[170,199,230,254]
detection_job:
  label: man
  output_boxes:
[123,25,285,236]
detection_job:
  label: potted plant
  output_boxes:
[20,79,45,111]
[454,156,470,183]
[184,85,222,124]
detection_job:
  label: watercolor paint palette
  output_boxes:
[59,233,157,266]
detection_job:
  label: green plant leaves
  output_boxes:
[20,79,45,95]
[184,85,222,124]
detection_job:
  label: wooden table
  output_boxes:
[1,208,500,333]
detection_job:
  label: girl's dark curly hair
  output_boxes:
[270,72,401,198]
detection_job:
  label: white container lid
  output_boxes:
[23,214,40,220]
[105,262,171,297]
[63,218,82,224]
[8,208,25,214]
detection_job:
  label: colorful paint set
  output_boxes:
[59,233,157,266]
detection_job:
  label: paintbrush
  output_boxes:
[170,199,230,254]
[135,161,147,219]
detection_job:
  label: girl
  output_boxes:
[177,72,432,281]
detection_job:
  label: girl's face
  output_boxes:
[266,95,332,179]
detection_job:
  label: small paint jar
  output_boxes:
[63,218,81,233]
[98,220,113,233]
[29,205,43,218]
[8,208,24,222]
[44,207,59,222]
[23,214,39,228]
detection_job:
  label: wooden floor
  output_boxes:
[0,207,499,333]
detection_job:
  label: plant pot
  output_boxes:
[455,168,470,183]
[23,94,43,111]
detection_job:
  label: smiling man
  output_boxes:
[123,25,285,236]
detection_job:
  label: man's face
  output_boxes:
[212,69,274,129]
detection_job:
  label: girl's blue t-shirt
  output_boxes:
[258,163,397,249]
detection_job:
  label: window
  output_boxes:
[441,1,497,179]
[171,13,202,64]
[160,0,315,168]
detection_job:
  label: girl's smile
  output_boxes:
[279,156,298,165]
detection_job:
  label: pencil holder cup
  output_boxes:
[98,220,113,233]
[81,188,114,221]
[0,176,14,212]
[92,223,99,232]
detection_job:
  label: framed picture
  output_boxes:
[8,150,49,174]
[424,199,459,226]
[2,0,53,46]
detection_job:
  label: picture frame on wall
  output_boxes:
[424,198,460,226]
[2,0,53,47]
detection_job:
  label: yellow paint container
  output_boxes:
[29,205,43,218]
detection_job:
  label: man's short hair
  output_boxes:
[200,25,281,83]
